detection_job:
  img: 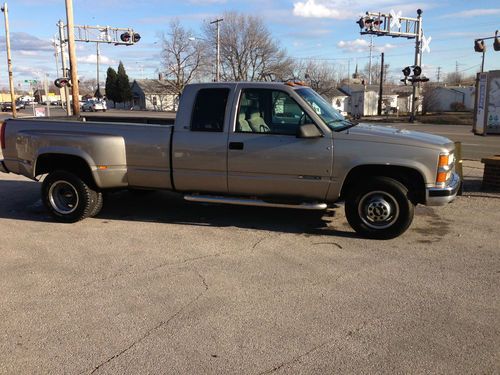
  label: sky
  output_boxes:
[0,0,499,91]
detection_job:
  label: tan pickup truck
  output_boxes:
[0,82,459,239]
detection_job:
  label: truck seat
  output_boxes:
[248,110,270,133]
[238,114,252,132]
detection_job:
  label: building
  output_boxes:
[432,86,475,111]
[330,88,350,115]
[340,84,380,117]
[131,79,178,111]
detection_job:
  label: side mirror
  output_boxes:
[297,123,323,138]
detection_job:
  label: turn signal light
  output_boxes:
[436,171,449,184]
[438,154,449,167]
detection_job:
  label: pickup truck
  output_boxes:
[0,82,459,239]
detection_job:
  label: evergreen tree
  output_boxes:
[105,67,118,107]
[116,61,132,104]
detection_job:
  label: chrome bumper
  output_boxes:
[426,172,460,206]
[0,160,9,174]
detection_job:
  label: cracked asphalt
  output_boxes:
[1,168,499,374]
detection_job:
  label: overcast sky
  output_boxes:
[0,0,499,90]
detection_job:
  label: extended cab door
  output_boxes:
[227,87,333,200]
[172,86,232,193]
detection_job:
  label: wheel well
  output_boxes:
[340,165,426,204]
[35,154,96,188]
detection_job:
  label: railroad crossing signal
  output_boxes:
[59,23,141,46]
[401,65,429,85]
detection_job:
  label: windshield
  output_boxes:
[296,87,351,131]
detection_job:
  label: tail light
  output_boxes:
[0,121,5,150]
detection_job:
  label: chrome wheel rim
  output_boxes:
[48,181,79,214]
[358,190,399,230]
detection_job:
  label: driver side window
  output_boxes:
[236,89,313,135]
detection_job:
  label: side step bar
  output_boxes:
[184,194,327,211]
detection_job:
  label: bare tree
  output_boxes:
[293,60,338,97]
[203,12,294,82]
[422,83,440,114]
[161,19,208,97]
[363,61,390,85]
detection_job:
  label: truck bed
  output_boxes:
[2,118,174,190]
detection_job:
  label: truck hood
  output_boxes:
[342,123,454,150]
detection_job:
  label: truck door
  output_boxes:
[172,87,230,193]
[227,88,333,200]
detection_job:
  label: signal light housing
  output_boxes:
[494,36,500,52]
[474,39,486,53]
[120,32,131,43]
[54,78,71,88]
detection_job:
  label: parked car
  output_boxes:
[0,82,459,239]
[1,101,23,112]
[81,99,107,112]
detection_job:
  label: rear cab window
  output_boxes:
[191,88,229,132]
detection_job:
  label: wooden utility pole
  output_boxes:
[65,0,80,116]
[58,20,71,115]
[2,3,16,118]
[210,18,223,82]
[377,52,384,116]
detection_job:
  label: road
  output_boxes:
[0,158,499,374]
[2,108,497,160]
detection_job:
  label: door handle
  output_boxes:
[229,142,244,150]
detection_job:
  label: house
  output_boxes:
[330,88,350,115]
[131,79,178,111]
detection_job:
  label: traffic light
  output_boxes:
[400,65,428,85]
[356,15,383,32]
[120,32,140,44]
[54,77,71,88]
[474,39,486,53]
[120,32,131,43]
[494,34,500,52]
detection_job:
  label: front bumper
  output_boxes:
[0,160,9,174]
[426,172,460,206]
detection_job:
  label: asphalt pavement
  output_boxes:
[0,146,499,374]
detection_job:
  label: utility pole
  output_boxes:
[44,75,51,117]
[53,35,60,78]
[410,9,423,123]
[96,42,101,97]
[1,3,16,118]
[58,20,71,115]
[65,0,80,117]
[377,52,384,115]
[210,18,223,82]
[368,35,373,85]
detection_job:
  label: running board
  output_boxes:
[184,194,327,211]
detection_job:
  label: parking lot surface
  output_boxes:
[0,157,499,374]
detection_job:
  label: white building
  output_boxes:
[432,86,475,111]
[131,79,178,111]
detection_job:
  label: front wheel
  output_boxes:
[345,177,414,239]
[41,170,99,223]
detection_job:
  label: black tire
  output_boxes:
[88,191,104,217]
[345,177,414,239]
[41,170,99,223]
